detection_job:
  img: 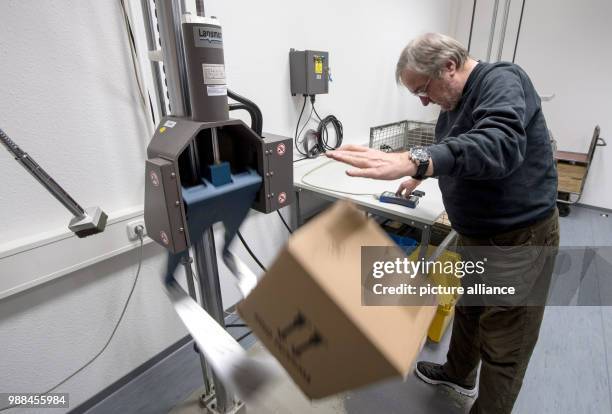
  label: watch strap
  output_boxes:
[412,158,429,180]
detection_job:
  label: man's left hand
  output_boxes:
[326,145,416,180]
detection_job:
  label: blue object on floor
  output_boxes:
[388,233,418,255]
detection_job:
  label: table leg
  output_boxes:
[419,225,431,263]
[294,188,303,228]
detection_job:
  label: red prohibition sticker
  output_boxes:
[276,143,286,156]
[160,231,169,245]
[150,171,160,187]
[278,192,287,204]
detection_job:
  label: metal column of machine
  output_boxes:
[142,0,216,403]
[150,0,231,411]
[143,1,293,412]
[140,0,167,119]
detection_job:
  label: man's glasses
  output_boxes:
[411,77,431,97]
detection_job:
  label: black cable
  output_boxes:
[312,105,323,122]
[226,323,247,328]
[237,231,267,272]
[229,103,259,135]
[321,115,344,150]
[467,0,477,53]
[293,157,309,163]
[512,0,527,63]
[297,105,315,144]
[312,104,343,151]
[0,232,145,412]
[227,89,263,135]
[294,95,309,156]
[277,210,293,234]
[295,95,343,156]
[236,331,253,342]
[228,89,263,134]
[148,92,156,125]
[118,0,154,125]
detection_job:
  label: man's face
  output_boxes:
[400,63,462,111]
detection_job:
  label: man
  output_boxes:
[327,33,559,414]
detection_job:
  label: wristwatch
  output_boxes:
[409,146,431,180]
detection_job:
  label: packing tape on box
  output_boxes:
[163,180,277,401]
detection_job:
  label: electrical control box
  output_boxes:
[289,49,329,96]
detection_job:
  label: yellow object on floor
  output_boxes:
[428,303,455,342]
[409,245,461,342]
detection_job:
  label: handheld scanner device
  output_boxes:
[378,191,419,209]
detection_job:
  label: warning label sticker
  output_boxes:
[207,85,227,96]
[202,64,226,85]
[314,57,323,74]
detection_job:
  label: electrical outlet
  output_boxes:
[127,219,147,241]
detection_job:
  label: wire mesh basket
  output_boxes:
[369,120,436,152]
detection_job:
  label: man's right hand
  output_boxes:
[326,145,416,180]
[396,178,422,197]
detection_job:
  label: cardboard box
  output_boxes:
[238,201,436,399]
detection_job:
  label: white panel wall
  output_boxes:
[0,1,151,243]
[189,0,449,144]
[511,0,612,209]
[452,0,612,209]
[0,0,453,409]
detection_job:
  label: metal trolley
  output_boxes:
[555,125,606,217]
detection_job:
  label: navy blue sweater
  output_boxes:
[428,61,557,237]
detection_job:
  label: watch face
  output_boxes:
[411,147,430,162]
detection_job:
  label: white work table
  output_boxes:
[292,155,454,261]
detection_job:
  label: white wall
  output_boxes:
[451,0,612,210]
[0,1,150,243]
[511,0,612,209]
[191,0,448,144]
[0,0,453,410]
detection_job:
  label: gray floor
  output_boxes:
[84,205,612,414]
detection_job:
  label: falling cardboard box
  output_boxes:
[238,201,437,399]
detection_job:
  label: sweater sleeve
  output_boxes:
[429,68,529,179]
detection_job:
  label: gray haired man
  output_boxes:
[327,33,559,414]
